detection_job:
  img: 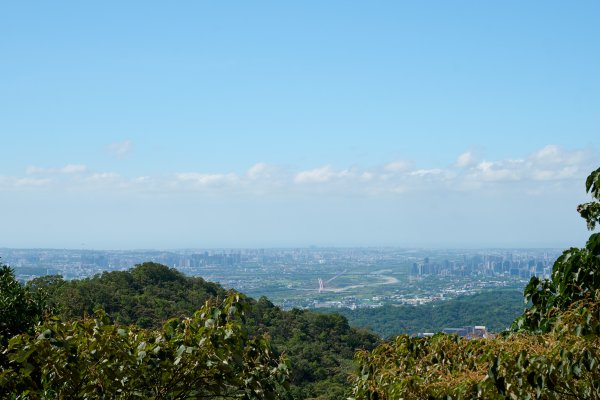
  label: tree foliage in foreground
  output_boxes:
[17,262,380,400]
[0,264,47,346]
[351,167,600,399]
[352,296,600,399]
[1,292,288,399]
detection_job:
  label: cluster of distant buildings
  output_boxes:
[411,253,557,280]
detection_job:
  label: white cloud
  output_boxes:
[86,172,121,184]
[175,172,239,187]
[107,140,133,158]
[26,164,88,174]
[463,145,592,183]
[360,172,374,181]
[409,168,445,177]
[14,177,52,187]
[294,166,351,184]
[133,176,151,184]
[25,165,47,175]
[247,163,269,180]
[530,144,589,168]
[60,164,87,174]
[467,160,523,182]
[246,162,283,182]
[531,166,579,181]
[531,144,560,161]
[8,144,595,196]
[455,151,476,168]
[384,160,412,173]
[0,176,52,188]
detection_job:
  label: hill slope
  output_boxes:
[29,262,379,400]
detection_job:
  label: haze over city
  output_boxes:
[1,2,598,249]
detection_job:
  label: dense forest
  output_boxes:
[1,271,291,398]
[2,262,379,399]
[322,290,524,338]
[2,167,600,399]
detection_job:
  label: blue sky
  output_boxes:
[1,2,599,249]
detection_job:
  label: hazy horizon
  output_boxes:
[1,2,598,249]
[0,244,574,254]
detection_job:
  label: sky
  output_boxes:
[1,2,599,249]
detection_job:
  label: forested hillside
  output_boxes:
[1,264,286,399]
[324,290,524,338]
[7,262,379,399]
[27,262,228,329]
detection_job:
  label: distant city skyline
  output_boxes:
[1,2,599,249]
[0,246,561,311]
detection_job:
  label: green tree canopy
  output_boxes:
[0,262,47,346]
[1,292,289,399]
